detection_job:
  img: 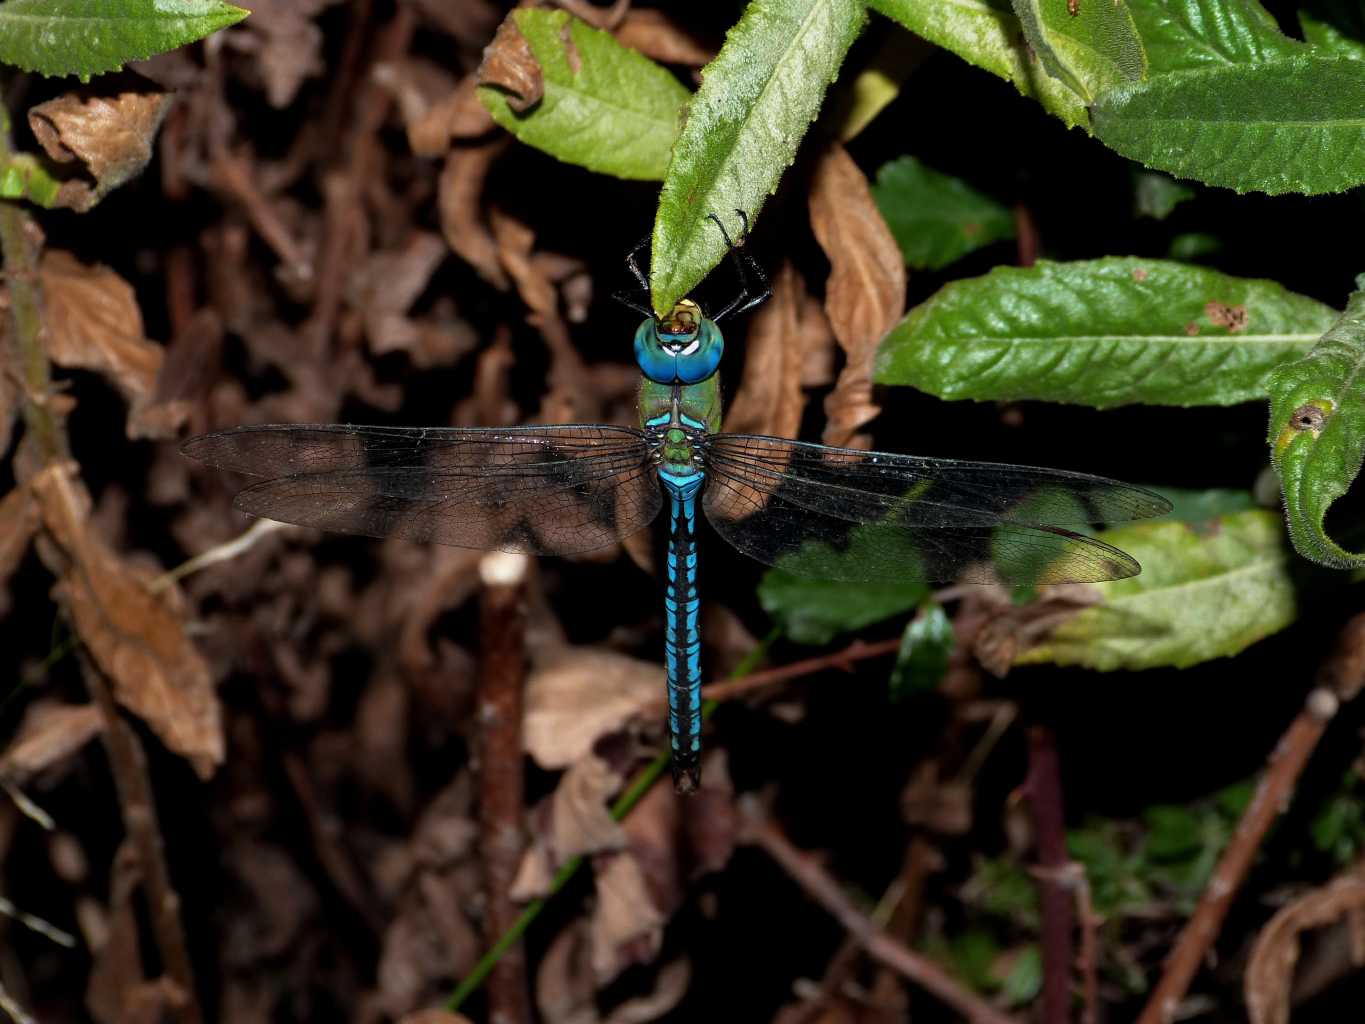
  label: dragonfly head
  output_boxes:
[635,299,724,385]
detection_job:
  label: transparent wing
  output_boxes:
[182,424,663,555]
[700,434,1170,585]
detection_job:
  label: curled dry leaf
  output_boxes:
[32,463,223,779]
[40,251,163,437]
[553,752,628,860]
[1245,874,1365,1024]
[603,958,690,1024]
[523,648,661,769]
[613,9,714,66]
[536,922,596,1024]
[0,702,103,785]
[439,140,511,290]
[28,84,174,213]
[808,144,906,449]
[477,14,545,113]
[723,262,810,438]
[590,848,666,983]
[374,63,495,156]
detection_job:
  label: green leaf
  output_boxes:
[888,603,954,699]
[1133,170,1194,219]
[867,0,1087,128]
[1010,0,1146,101]
[870,156,1015,271]
[875,257,1336,408]
[1266,278,1365,569]
[0,0,247,80]
[1015,509,1302,670]
[1091,57,1365,196]
[651,0,866,315]
[1126,0,1305,73]
[1158,487,1258,524]
[1300,1,1365,60]
[477,9,690,182]
[0,152,63,207]
[758,570,927,646]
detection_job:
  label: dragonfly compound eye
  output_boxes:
[634,299,724,385]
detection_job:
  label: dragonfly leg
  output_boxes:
[707,209,771,321]
[612,234,656,317]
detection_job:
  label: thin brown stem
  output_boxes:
[1136,610,1365,1023]
[741,799,1023,1024]
[478,554,532,1024]
[696,637,901,707]
[1026,724,1074,1024]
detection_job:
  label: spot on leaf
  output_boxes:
[1204,300,1248,333]
[1131,267,1148,281]
[477,17,543,113]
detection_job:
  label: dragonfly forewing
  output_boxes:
[184,424,664,556]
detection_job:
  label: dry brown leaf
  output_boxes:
[40,251,164,435]
[723,262,809,438]
[354,232,483,374]
[524,648,661,769]
[28,83,173,212]
[1246,874,1365,1024]
[613,10,713,66]
[490,209,592,421]
[32,463,223,778]
[0,702,103,784]
[535,922,596,1024]
[808,143,905,449]
[439,141,511,290]
[589,850,665,983]
[603,958,690,1024]
[0,486,38,618]
[374,64,494,156]
[477,14,544,113]
[229,1,336,108]
[551,752,627,860]
[128,308,222,441]
[376,868,481,1017]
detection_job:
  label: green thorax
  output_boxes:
[638,375,721,470]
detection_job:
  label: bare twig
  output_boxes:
[78,651,203,1024]
[477,553,532,1024]
[740,798,1023,1024]
[1026,725,1074,1024]
[1136,610,1365,1024]
[695,637,901,707]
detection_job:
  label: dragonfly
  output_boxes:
[183,213,1170,793]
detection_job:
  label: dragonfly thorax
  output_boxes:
[635,298,724,385]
